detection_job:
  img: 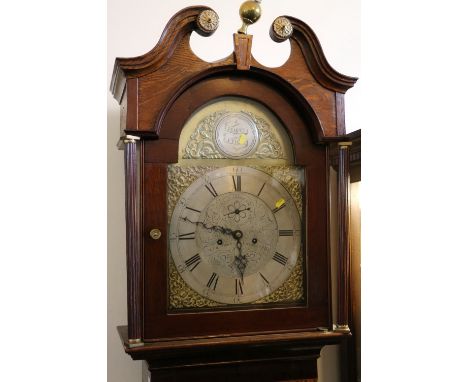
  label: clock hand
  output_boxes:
[233,234,247,282]
[224,207,251,216]
[181,216,234,236]
[183,216,247,278]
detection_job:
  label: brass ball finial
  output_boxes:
[238,0,262,34]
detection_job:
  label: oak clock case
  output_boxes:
[111,5,357,353]
[139,74,331,342]
[168,97,304,309]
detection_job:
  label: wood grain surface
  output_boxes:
[111,6,359,381]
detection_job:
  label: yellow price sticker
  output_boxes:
[275,198,286,208]
[238,134,247,145]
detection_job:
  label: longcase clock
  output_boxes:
[111,2,357,380]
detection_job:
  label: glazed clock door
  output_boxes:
[142,78,330,341]
[165,96,306,312]
[169,166,302,305]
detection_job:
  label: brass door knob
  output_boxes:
[150,228,162,240]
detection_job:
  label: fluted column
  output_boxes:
[335,141,352,333]
[123,135,143,345]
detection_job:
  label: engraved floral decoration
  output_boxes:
[184,111,227,159]
[226,200,248,222]
[245,111,284,159]
[183,111,284,160]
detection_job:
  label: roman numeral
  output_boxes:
[259,272,270,286]
[206,273,219,290]
[205,183,218,198]
[257,182,266,197]
[279,230,294,236]
[235,278,244,295]
[178,232,195,240]
[232,175,241,191]
[185,206,201,213]
[273,252,288,266]
[185,254,201,272]
[272,203,286,214]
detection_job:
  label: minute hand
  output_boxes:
[182,216,234,236]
